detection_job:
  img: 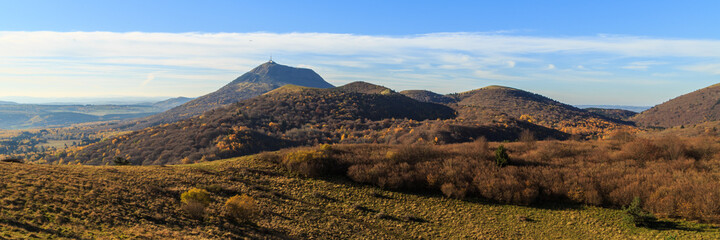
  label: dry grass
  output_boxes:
[1,142,719,239]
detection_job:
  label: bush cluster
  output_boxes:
[280,135,720,223]
[224,194,260,223]
[180,188,260,223]
[282,144,335,177]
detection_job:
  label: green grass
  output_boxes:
[0,153,717,239]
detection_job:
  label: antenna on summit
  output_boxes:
[269,55,274,63]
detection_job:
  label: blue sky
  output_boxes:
[1,1,720,105]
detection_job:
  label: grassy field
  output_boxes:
[1,152,718,239]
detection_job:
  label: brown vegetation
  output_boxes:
[454,85,637,137]
[633,83,720,127]
[276,135,720,223]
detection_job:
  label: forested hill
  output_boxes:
[400,90,456,104]
[128,61,334,129]
[632,83,720,128]
[454,85,635,136]
[53,83,458,165]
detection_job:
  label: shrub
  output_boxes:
[113,157,130,166]
[181,188,211,218]
[182,201,207,219]
[495,145,509,167]
[282,149,332,177]
[224,194,259,223]
[440,182,467,199]
[624,197,657,227]
[519,129,536,143]
[181,188,212,205]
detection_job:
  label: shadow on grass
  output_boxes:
[644,220,718,232]
[0,218,81,239]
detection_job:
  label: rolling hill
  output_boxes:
[400,90,456,104]
[632,83,720,128]
[130,61,334,129]
[56,82,458,165]
[151,96,194,111]
[584,108,637,121]
[0,97,191,130]
[453,85,635,136]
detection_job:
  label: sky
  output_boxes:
[1,1,719,105]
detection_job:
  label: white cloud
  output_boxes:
[2,31,720,104]
[681,63,720,75]
[621,61,667,70]
[141,73,155,86]
[473,70,526,81]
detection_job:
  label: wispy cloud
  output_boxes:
[681,63,720,75]
[1,31,720,105]
[622,61,667,70]
[141,73,155,86]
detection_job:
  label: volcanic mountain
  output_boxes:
[453,85,634,136]
[131,61,334,128]
[632,83,720,128]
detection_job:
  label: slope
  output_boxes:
[584,108,637,121]
[632,83,720,128]
[400,90,456,104]
[58,83,457,165]
[1,149,715,239]
[454,85,635,136]
[131,61,334,128]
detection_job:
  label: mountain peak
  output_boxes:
[237,62,334,88]
[131,61,334,128]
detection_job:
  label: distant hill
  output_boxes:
[400,90,456,104]
[0,101,17,105]
[131,61,334,128]
[151,97,193,111]
[334,81,393,94]
[584,108,637,121]
[0,104,168,129]
[576,105,650,113]
[59,82,457,165]
[632,83,720,128]
[454,85,635,136]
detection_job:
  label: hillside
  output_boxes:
[151,96,194,111]
[400,90,456,104]
[55,83,458,165]
[632,83,720,128]
[584,108,637,121]
[454,86,635,136]
[334,81,394,94]
[2,145,717,239]
[131,61,334,128]
[0,101,17,105]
